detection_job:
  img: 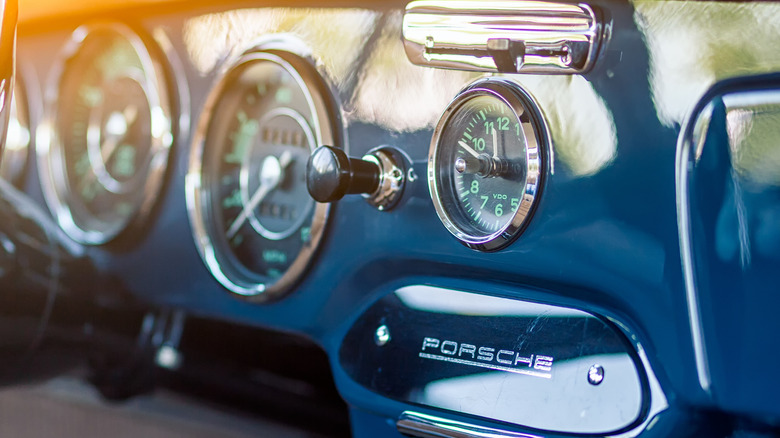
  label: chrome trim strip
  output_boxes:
[614,343,669,438]
[397,412,542,438]
[675,103,712,394]
[402,0,603,74]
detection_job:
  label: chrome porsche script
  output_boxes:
[419,337,554,379]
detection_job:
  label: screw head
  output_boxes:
[375,325,391,346]
[561,44,573,66]
[588,364,605,386]
[455,157,467,173]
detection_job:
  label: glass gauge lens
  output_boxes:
[430,80,545,252]
[188,50,336,299]
[1,78,31,186]
[40,24,173,245]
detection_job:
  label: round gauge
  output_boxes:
[429,79,547,252]
[39,23,174,245]
[187,49,338,299]
[1,76,31,186]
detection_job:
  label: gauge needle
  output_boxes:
[79,106,140,192]
[458,140,480,159]
[226,150,294,239]
[492,126,498,160]
[100,105,139,163]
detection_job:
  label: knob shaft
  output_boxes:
[306,146,380,202]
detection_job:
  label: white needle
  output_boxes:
[492,126,498,160]
[458,140,480,158]
[79,105,140,192]
[102,105,139,162]
[226,150,294,239]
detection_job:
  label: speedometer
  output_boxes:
[187,47,339,300]
[39,23,174,245]
[429,79,547,252]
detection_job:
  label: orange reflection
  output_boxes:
[20,0,179,23]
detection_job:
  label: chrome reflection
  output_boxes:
[396,285,583,317]
[635,1,780,127]
[716,91,780,267]
[687,89,780,268]
[398,412,542,438]
[403,0,602,74]
[182,8,378,85]
[416,354,642,435]
[722,91,780,187]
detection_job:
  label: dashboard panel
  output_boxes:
[1,1,779,437]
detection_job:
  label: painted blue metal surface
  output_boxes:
[8,0,780,436]
[679,74,780,422]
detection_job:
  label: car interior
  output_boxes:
[1,0,779,437]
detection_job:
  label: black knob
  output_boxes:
[306,146,380,202]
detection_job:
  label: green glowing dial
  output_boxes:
[188,49,337,299]
[207,64,317,280]
[451,97,525,234]
[43,24,173,245]
[430,80,545,252]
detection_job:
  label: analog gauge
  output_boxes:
[1,76,31,186]
[39,23,174,245]
[187,49,339,299]
[429,79,547,251]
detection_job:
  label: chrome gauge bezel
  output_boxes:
[37,22,175,245]
[429,79,547,252]
[186,44,337,300]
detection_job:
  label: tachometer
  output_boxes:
[429,79,547,251]
[187,47,339,299]
[39,23,174,245]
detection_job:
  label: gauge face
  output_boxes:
[429,80,545,251]
[40,24,173,244]
[0,77,31,186]
[188,50,337,299]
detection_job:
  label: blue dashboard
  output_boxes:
[2,1,780,437]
